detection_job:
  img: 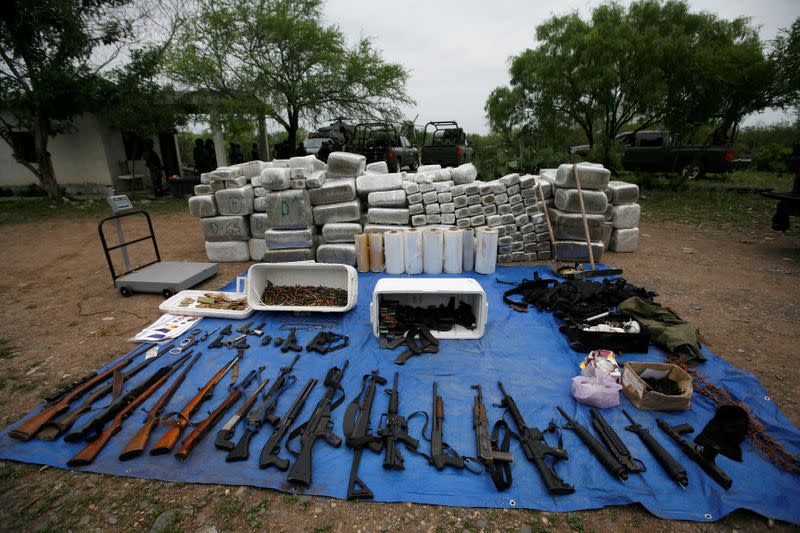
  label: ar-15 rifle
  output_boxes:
[623,410,687,488]
[429,382,465,471]
[66,353,192,466]
[377,372,419,470]
[149,353,241,455]
[472,385,513,490]
[657,417,732,490]
[60,344,178,442]
[286,361,349,485]
[226,354,300,461]
[9,343,151,441]
[259,378,317,469]
[589,408,645,474]
[557,406,627,481]
[213,373,272,451]
[119,352,202,460]
[175,366,263,461]
[497,382,574,495]
[343,370,386,500]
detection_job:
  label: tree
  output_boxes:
[0,0,135,197]
[487,0,783,169]
[169,0,412,149]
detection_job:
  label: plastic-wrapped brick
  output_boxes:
[215,186,254,216]
[368,208,410,225]
[368,190,407,207]
[482,204,497,216]
[260,168,291,191]
[194,184,214,195]
[441,213,455,224]
[611,203,641,229]
[422,191,439,204]
[425,203,441,215]
[189,195,217,218]
[201,215,250,241]
[265,189,313,229]
[548,208,607,240]
[313,200,362,225]
[205,241,250,262]
[554,240,605,261]
[499,173,521,187]
[411,214,427,226]
[262,248,315,263]
[403,182,420,195]
[554,188,608,214]
[250,213,269,238]
[468,204,483,216]
[308,178,357,205]
[555,163,611,190]
[317,243,357,265]
[356,173,403,195]
[248,238,267,261]
[265,228,315,249]
[451,163,478,184]
[454,196,468,208]
[409,203,424,215]
[607,180,640,204]
[366,161,389,174]
[306,170,326,188]
[609,228,639,252]
[437,192,452,203]
[327,152,366,178]
[465,184,480,195]
[253,197,267,212]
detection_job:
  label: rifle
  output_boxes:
[226,354,300,461]
[472,385,513,490]
[44,371,98,405]
[623,410,687,488]
[175,367,263,461]
[58,344,177,442]
[8,344,151,441]
[429,382,465,471]
[656,418,732,490]
[259,378,317,470]
[286,361,349,485]
[214,375,273,451]
[343,370,386,500]
[119,352,202,460]
[497,382,574,495]
[66,353,192,466]
[149,353,241,455]
[557,406,627,481]
[377,372,419,470]
[589,408,645,474]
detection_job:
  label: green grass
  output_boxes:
[626,169,799,235]
[0,339,14,359]
[0,196,187,225]
[566,513,584,532]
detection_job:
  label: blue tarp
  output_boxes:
[1,266,798,524]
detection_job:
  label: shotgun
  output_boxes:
[66,353,192,466]
[119,352,202,460]
[149,353,241,455]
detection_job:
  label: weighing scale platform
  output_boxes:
[114,261,218,298]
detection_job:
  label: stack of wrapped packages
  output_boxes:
[186,154,640,268]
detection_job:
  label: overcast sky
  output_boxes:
[319,0,798,135]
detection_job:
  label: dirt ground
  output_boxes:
[0,202,797,533]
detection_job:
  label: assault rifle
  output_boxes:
[286,361,349,485]
[497,382,574,495]
[224,354,300,461]
[623,410,687,488]
[657,417,732,490]
[214,373,273,451]
[430,382,465,471]
[9,344,151,441]
[589,408,645,474]
[472,385,513,490]
[66,353,192,466]
[377,372,419,470]
[343,370,386,499]
[175,367,263,461]
[258,378,317,469]
[119,352,202,460]
[149,353,241,455]
[557,406,627,481]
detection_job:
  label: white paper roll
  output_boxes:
[474,227,498,274]
[423,228,444,274]
[404,229,423,274]
[462,228,475,272]
[369,232,384,273]
[384,230,406,274]
[443,228,463,274]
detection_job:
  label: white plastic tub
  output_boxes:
[159,285,253,319]
[370,277,488,339]
[246,262,358,313]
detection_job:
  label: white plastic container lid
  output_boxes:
[370,277,488,339]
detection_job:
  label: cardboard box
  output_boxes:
[621,362,692,411]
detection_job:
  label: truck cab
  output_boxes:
[351,123,419,172]
[421,121,474,167]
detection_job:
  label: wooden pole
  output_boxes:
[537,180,557,259]
[572,162,596,270]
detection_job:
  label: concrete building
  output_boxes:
[0,113,182,195]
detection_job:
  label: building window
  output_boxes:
[11,131,37,162]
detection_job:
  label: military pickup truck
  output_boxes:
[351,123,418,172]
[571,130,735,179]
[420,121,474,167]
